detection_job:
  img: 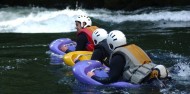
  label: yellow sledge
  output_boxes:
[63,51,92,66]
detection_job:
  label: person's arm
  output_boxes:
[91,54,126,84]
[65,49,72,53]
[76,33,88,51]
[91,46,104,63]
[61,33,87,53]
[91,46,109,66]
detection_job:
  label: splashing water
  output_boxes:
[0,7,88,33]
[0,7,190,33]
[173,62,190,77]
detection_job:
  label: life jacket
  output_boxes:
[110,44,156,84]
[96,39,112,66]
[77,26,98,51]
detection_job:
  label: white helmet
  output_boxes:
[107,30,127,51]
[92,28,108,45]
[154,65,168,78]
[75,15,92,28]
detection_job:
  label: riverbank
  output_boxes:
[1,0,190,11]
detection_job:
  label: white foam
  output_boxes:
[0,8,88,33]
[175,62,190,77]
[0,7,190,33]
[91,10,190,23]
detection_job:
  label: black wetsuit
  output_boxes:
[91,39,111,67]
[65,33,87,53]
[91,54,126,84]
[92,53,172,87]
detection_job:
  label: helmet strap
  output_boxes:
[115,44,128,50]
[82,22,87,28]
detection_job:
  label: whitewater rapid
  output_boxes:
[0,7,190,33]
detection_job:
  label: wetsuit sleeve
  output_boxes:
[76,33,88,51]
[91,54,126,84]
[64,33,87,53]
[65,49,72,53]
[91,46,104,63]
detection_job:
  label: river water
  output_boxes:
[0,6,190,94]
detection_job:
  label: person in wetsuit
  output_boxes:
[91,28,111,67]
[61,15,98,53]
[87,30,170,86]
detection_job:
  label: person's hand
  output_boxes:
[60,45,68,52]
[104,67,110,72]
[149,69,159,79]
[87,71,95,77]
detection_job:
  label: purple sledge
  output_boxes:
[49,38,76,65]
[72,60,140,88]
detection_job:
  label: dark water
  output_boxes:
[1,27,190,94]
[0,33,72,94]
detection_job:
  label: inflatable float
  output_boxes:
[48,38,77,65]
[63,51,92,66]
[72,60,140,88]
